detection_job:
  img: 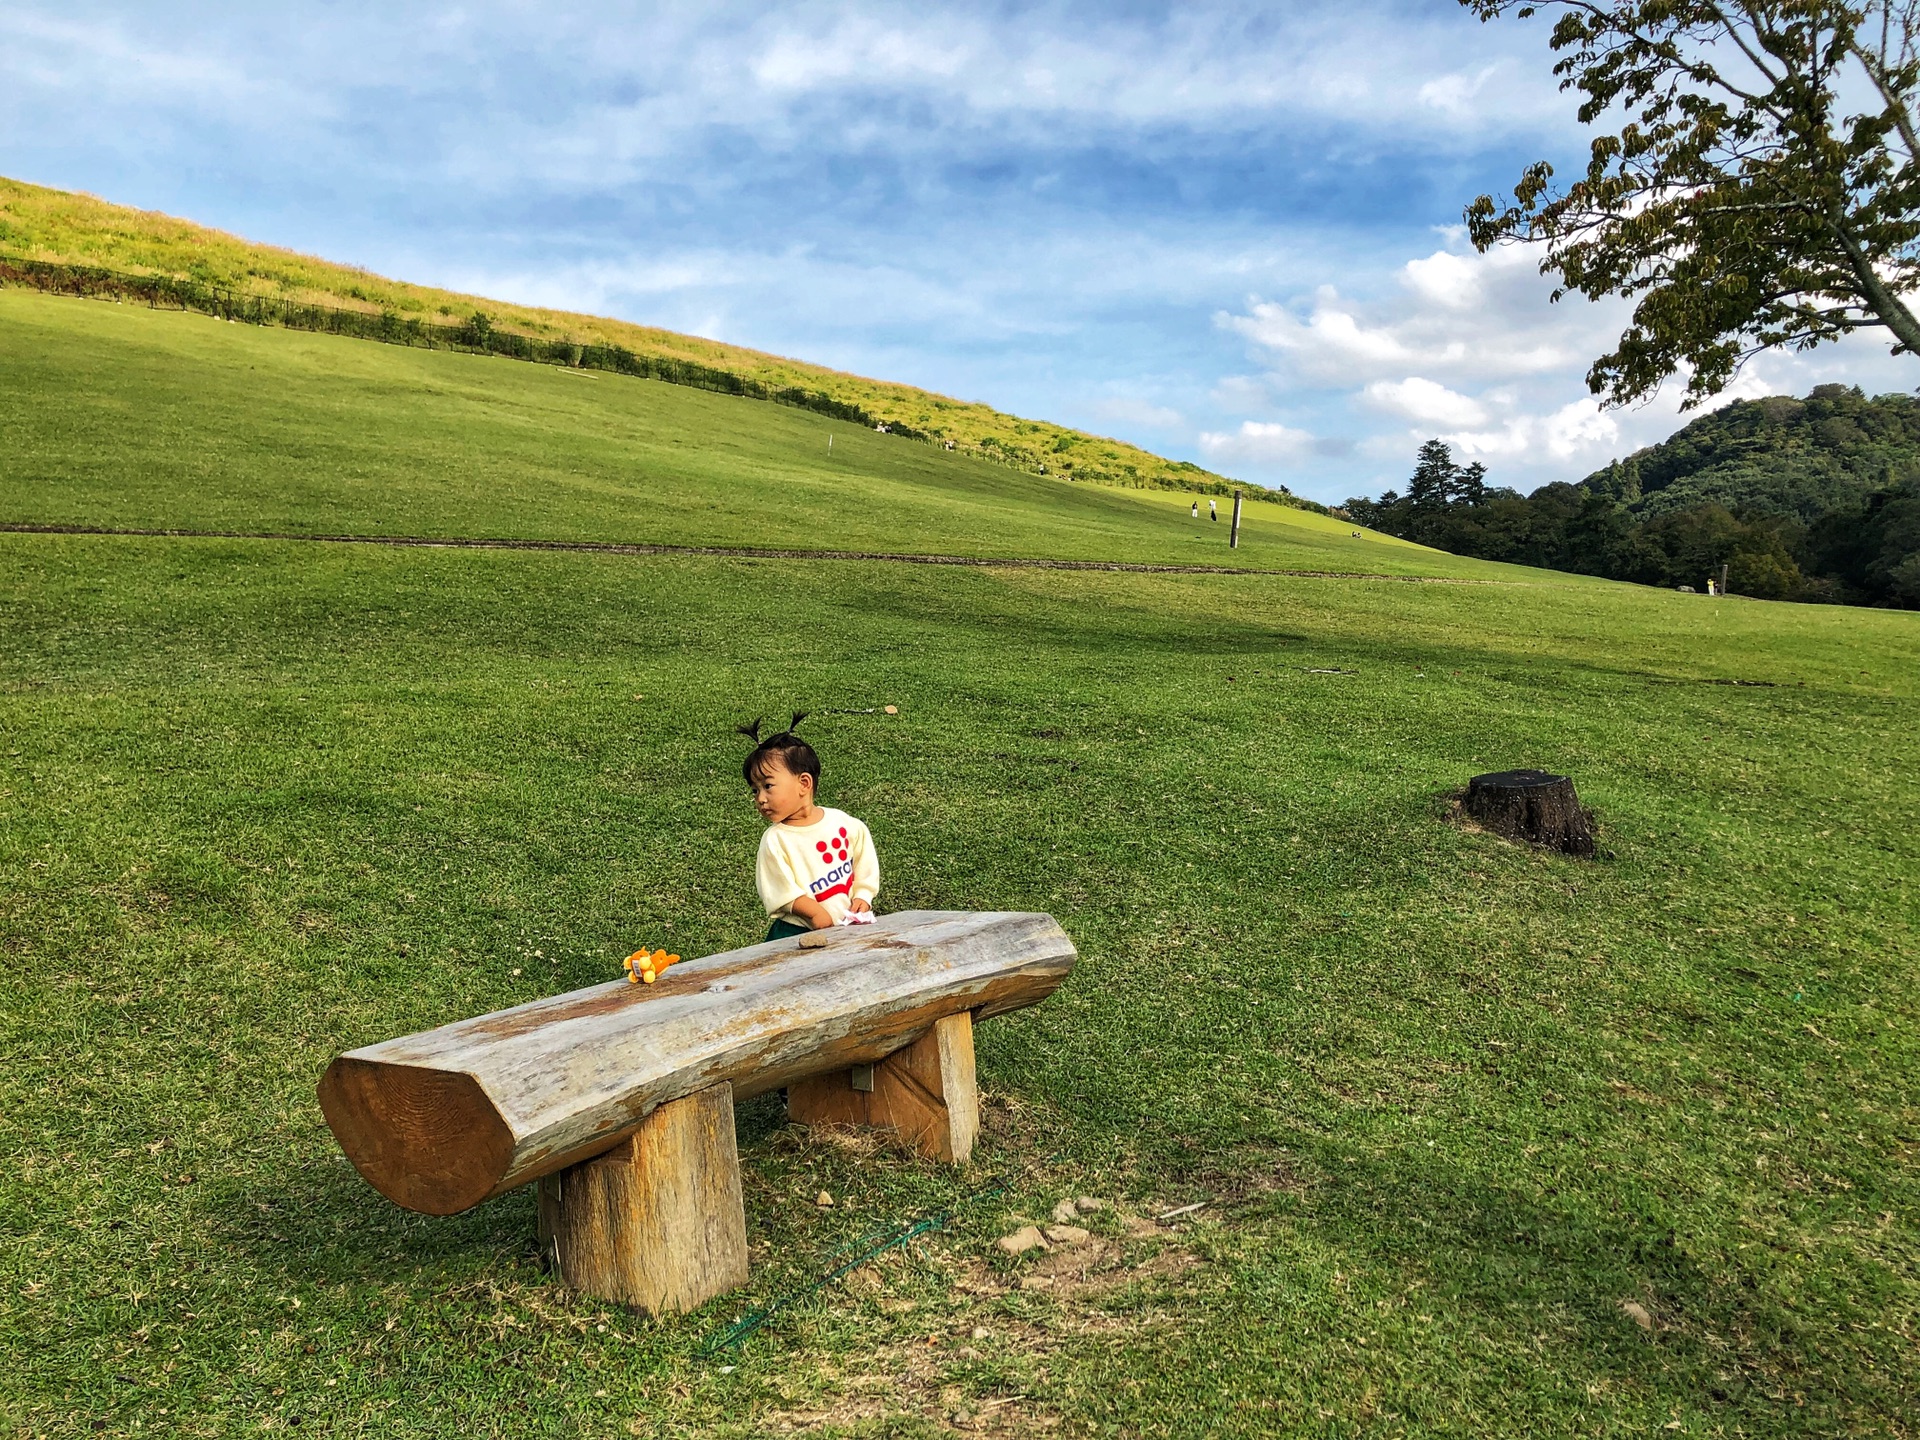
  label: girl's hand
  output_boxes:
[848,897,872,914]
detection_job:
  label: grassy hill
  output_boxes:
[0,174,1306,505]
[3,263,1917,1437]
[0,285,1454,574]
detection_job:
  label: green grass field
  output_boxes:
[3,289,1917,1438]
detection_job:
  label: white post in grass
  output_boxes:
[1229,490,1243,548]
[828,434,833,454]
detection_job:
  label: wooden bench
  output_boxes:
[318,910,1076,1314]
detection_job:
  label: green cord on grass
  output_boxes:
[696,1171,1016,1358]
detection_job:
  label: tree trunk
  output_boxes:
[1463,770,1594,856]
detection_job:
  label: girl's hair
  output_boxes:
[739,712,820,786]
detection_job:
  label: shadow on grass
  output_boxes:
[206,1157,541,1282]
[209,1091,819,1287]
[1267,1141,1863,1420]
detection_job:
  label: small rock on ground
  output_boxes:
[1043,1224,1091,1246]
[996,1225,1047,1255]
[1050,1198,1080,1224]
[1075,1196,1107,1212]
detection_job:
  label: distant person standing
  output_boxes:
[1190,500,1198,518]
[1209,499,1218,522]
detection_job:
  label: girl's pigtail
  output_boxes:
[788,710,809,734]
[736,718,763,743]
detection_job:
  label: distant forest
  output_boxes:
[1344,384,1920,607]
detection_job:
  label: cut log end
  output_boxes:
[1462,769,1595,857]
[318,1056,514,1216]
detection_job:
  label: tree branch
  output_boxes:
[1826,212,1920,351]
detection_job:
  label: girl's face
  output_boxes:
[749,758,815,824]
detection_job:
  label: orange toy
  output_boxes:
[624,947,682,985]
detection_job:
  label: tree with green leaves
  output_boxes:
[1462,1,1920,407]
[1406,438,1461,508]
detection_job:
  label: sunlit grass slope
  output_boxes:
[2,535,1915,1438]
[0,175,1295,501]
[0,286,1476,575]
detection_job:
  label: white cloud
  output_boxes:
[1363,376,1487,427]
[0,12,268,104]
[1093,397,1186,430]
[729,4,1569,136]
[1198,420,1318,464]
[1417,63,1503,116]
[1219,245,1601,390]
[0,2,1584,204]
[1209,374,1277,412]
[1436,398,1619,462]
[1400,247,1484,309]
[1212,239,1670,491]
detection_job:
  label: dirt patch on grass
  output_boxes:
[754,1211,1202,1435]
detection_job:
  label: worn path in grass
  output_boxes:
[0,521,1504,582]
[3,533,1915,1439]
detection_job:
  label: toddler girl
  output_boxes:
[741,717,879,941]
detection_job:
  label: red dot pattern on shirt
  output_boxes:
[814,828,851,864]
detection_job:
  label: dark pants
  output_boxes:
[764,917,813,943]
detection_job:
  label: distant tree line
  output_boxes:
[1344,385,1920,607]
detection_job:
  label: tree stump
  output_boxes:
[788,1011,979,1163]
[1463,770,1595,856]
[536,1082,748,1315]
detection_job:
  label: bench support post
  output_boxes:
[788,1011,979,1163]
[536,1082,747,1315]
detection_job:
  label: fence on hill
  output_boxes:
[0,253,1315,510]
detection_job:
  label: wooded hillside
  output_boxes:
[1345,385,1920,607]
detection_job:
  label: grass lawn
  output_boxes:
[2,293,1917,1439]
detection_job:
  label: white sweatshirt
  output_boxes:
[755,807,880,925]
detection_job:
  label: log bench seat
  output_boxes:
[318,910,1076,1313]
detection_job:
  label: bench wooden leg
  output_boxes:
[536,1082,748,1315]
[788,1011,978,1163]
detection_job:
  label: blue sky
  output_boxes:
[2,2,1909,504]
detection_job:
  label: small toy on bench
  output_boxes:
[624,948,680,984]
